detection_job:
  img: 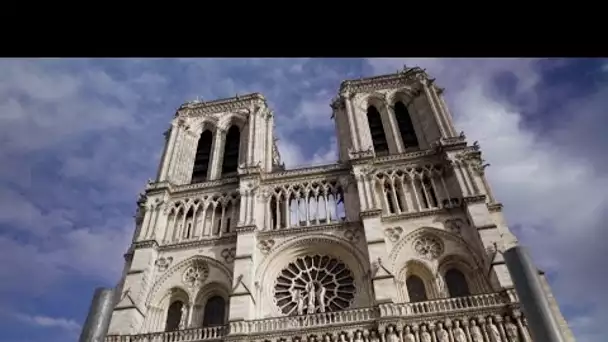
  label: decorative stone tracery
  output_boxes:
[273,255,356,316]
[413,235,444,260]
[182,260,210,288]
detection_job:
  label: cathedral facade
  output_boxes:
[104,67,574,342]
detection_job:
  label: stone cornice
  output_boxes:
[339,68,427,94]
[177,93,266,117]
[132,236,238,253]
[261,163,349,183]
[380,208,446,223]
[487,203,504,212]
[145,178,240,199]
[257,221,355,238]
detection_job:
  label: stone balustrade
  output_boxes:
[379,292,507,317]
[105,291,527,342]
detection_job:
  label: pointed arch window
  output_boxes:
[406,275,427,302]
[192,130,213,183]
[366,105,389,155]
[221,125,240,176]
[165,300,183,332]
[202,296,226,327]
[445,269,470,297]
[393,101,419,149]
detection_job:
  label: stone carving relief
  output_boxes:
[257,239,275,254]
[221,247,236,263]
[274,255,355,315]
[413,234,444,260]
[182,261,209,288]
[384,227,403,242]
[343,229,361,243]
[444,218,465,233]
[155,256,173,272]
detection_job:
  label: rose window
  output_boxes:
[413,235,443,260]
[273,255,356,315]
[182,261,209,288]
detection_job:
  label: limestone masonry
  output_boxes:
[104,67,575,342]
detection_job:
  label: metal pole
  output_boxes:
[79,287,115,342]
[503,245,565,342]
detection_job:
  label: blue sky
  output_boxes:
[0,58,606,342]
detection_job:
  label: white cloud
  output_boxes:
[11,312,81,331]
[369,58,608,341]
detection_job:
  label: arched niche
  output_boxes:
[387,89,427,149]
[396,259,439,302]
[145,255,233,309]
[254,235,371,318]
[437,253,490,295]
[388,227,486,276]
[192,282,230,328]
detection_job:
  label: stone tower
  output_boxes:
[103,68,575,342]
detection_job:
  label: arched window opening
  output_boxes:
[336,190,346,221]
[445,269,470,297]
[270,196,278,230]
[366,106,389,155]
[384,185,396,214]
[192,130,213,183]
[221,126,241,176]
[422,176,438,208]
[202,296,226,327]
[394,101,419,149]
[184,207,195,239]
[165,300,183,332]
[406,275,427,302]
[224,201,233,233]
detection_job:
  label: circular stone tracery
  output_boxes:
[413,234,444,260]
[273,255,356,315]
[182,261,209,288]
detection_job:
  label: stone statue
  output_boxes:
[403,326,415,342]
[323,335,333,342]
[453,321,467,342]
[317,285,327,313]
[353,331,364,342]
[420,325,432,342]
[369,331,380,342]
[386,326,399,342]
[470,321,484,342]
[179,304,189,330]
[435,272,446,297]
[306,282,316,314]
[436,322,449,342]
[504,316,520,342]
[488,318,502,342]
[293,289,305,315]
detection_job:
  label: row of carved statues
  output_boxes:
[252,313,530,342]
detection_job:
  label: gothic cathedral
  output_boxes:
[104,67,575,342]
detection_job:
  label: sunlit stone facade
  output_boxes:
[104,67,575,342]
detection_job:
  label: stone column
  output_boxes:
[420,79,446,139]
[210,128,227,180]
[434,87,457,137]
[384,98,404,153]
[343,93,361,152]
[159,123,179,182]
[429,85,455,137]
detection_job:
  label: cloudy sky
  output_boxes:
[0,58,606,342]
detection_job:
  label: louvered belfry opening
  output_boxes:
[394,101,419,149]
[221,125,240,176]
[366,105,389,155]
[192,130,213,183]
